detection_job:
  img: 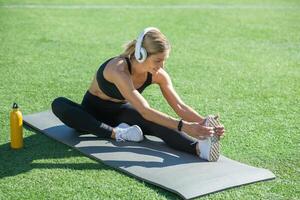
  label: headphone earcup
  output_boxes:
[137,47,147,63]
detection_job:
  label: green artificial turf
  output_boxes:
[0,0,299,199]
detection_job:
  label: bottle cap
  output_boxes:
[12,102,19,109]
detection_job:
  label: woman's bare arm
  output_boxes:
[154,69,205,124]
[111,68,213,138]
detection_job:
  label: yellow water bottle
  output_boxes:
[10,102,23,149]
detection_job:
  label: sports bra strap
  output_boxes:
[125,57,132,74]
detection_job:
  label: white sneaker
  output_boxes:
[117,123,130,129]
[114,123,143,142]
[197,137,220,162]
[197,115,220,162]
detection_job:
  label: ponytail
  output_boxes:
[120,40,136,58]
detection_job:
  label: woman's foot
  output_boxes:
[114,123,144,142]
[197,115,221,161]
[197,136,220,162]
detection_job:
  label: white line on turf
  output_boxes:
[0,4,299,10]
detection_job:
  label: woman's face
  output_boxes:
[145,51,169,75]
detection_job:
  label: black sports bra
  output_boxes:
[96,57,152,100]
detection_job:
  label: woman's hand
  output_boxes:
[214,125,225,137]
[182,120,226,139]
[182,121,215,138]
[205,115,225,137]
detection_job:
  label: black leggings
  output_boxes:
[51,91,197,155]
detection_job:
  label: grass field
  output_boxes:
[0,0,299,199]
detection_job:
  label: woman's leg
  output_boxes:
[115,104,198,155]
[51,97,113,138]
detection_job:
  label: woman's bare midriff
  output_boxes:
[88,75,127,103]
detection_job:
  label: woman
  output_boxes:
[52,27,225,162]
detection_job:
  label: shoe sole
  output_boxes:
[206,116,221,162]
[208,136,220,162]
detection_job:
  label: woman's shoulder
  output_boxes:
[103,56,131,81]
[105,56,130,74]
[152,68,171,85]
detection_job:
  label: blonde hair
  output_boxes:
[120,29,170,58]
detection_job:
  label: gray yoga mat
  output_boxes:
[23,110,275,199]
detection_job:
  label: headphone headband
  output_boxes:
[135,27,158,63]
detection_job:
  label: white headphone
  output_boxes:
[135,27,158,63]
